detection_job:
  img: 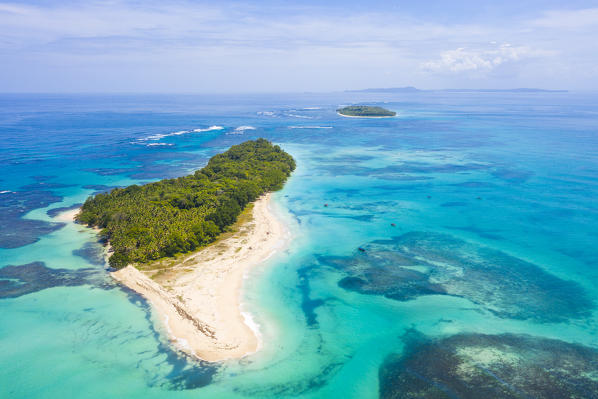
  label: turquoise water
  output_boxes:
[1,92,598,398]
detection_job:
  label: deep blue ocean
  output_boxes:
[1,92,598,398]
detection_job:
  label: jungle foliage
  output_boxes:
[337,105,396,117]
[76,139,295,268]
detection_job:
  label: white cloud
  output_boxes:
[0,2,477,52]
[421,43,541,74]
[0,1,595,91]
[532,8,598,29]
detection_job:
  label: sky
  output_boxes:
[1,0,597,93]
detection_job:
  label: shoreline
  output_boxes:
[336,111,396,118]
[59,193,288,362]
[55,207,113,263]
[53,208,81,222]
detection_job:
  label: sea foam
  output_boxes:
[140,126,224,141]
[236,126,256,131]
[285,113,312,119]
[227,126,257,135]
[193,126,224,133]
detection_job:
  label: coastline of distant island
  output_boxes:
[345,86,568,93]
[337,105,397,118]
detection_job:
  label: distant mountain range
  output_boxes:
[346,87,568,93]
[346,87,421,93]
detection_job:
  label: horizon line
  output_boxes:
[0,88,590,96]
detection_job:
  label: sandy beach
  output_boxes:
[107,193,288,362]
[55,194,289,362]
[56,207,113,263]
[54,208,81,222]
[336,111,395,118]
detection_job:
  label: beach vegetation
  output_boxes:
[337,105,396,117]
[76,139,295,268]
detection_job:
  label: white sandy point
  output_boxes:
[110,193,290,362]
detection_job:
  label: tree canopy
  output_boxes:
[76,139,295,269]
[337,105,396,117]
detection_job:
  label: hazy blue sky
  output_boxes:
[1,0,597,92]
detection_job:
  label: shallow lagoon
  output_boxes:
[1,92,598,398]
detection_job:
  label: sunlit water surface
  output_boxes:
[1,92,597,398]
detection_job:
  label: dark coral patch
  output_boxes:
[47,203,82,218]
[380,332,598,399]
[0,262,217,388]
[0,262,105,298]
[297,265,327,327]
[0,190,65,248]
[323,232,593,323]
[0,218,65,248]
[72,241,106,266]
[20,182,76,190]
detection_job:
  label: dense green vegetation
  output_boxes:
[76,139,295,269]
[337,105,396,117]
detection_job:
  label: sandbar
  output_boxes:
[56,194,287,361]
[110,193,288,362]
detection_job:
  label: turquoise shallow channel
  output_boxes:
[1,92,598,398]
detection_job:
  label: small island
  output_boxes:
[76,139,295,361]
[337,105,396,118]
[77,138,295,268]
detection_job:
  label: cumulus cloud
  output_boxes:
[421,43,539,74]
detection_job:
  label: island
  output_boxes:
[345,86,567,93]
[345,86,421,93]
[76,139,295,361]
[337,105,396,118]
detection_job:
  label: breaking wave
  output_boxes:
[139,126,224,141]
[193,126,224,133]
[227,126,257,135]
